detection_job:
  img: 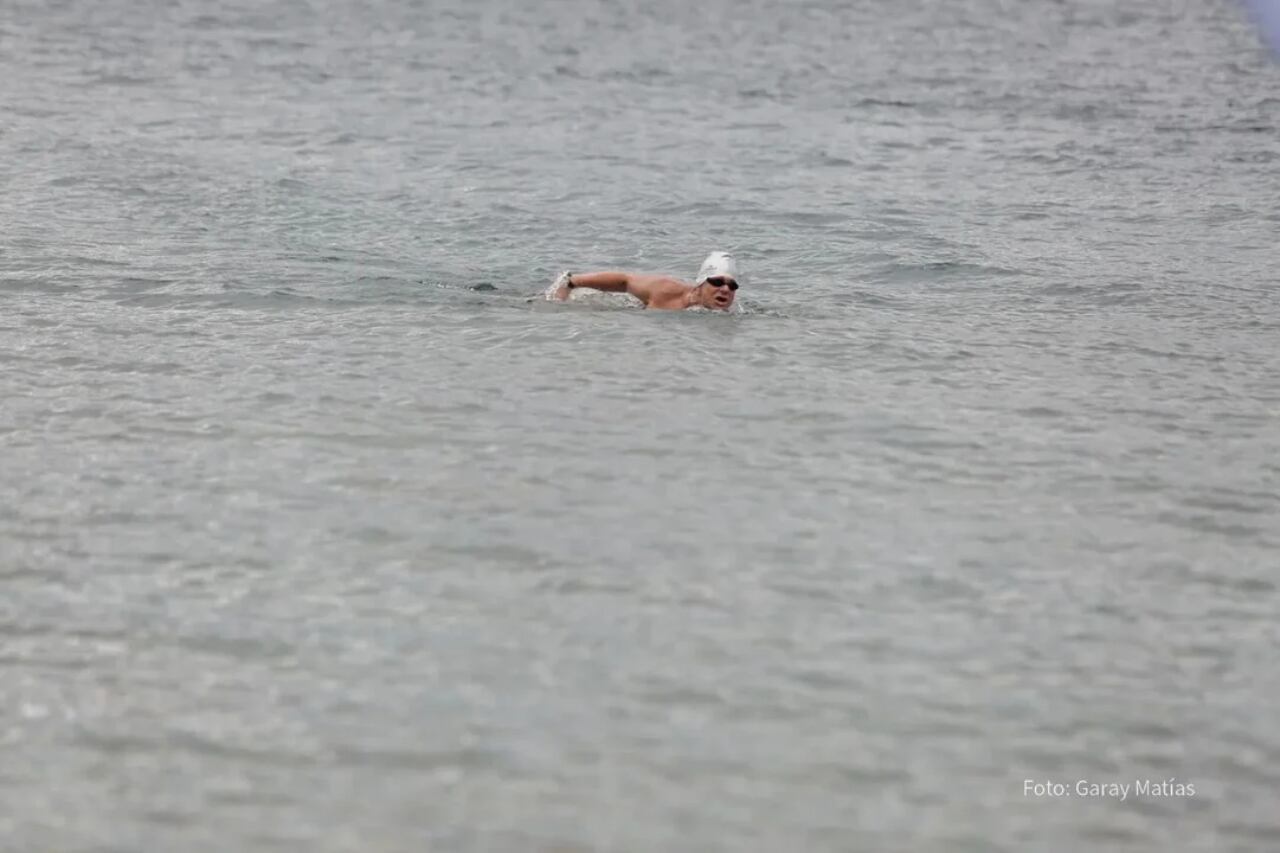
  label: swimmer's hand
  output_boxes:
[550,271,573,301]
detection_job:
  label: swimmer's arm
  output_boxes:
[564,271,631,293]
[559,272,669,305]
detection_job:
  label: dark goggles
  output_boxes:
[704,277,739,291]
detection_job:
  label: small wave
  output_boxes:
[112,276,175,293]
[851,97,917,109]
[1,278,83,294]
[880,260,1024,281]
[600,66,673,83]
[88,73,154,87]
[114,290,337,310]
[826,289,909,309]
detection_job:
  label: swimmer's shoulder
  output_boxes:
[625,274,688,307]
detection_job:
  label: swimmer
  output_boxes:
[550,251,740,311]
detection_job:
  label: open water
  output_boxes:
[2,0,1279,850]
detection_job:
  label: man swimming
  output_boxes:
[550,251,740,311]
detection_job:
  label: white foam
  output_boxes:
[543,271,572,301]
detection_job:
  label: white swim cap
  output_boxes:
[695,251,738,284]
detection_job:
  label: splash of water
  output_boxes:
[542,270,571,301]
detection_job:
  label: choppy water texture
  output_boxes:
[3,0,1279,850]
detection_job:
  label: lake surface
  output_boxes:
[2,0,1278,850]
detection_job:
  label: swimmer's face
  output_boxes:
[700,277,737,310]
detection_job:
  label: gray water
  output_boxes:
[3,0,1279,850]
